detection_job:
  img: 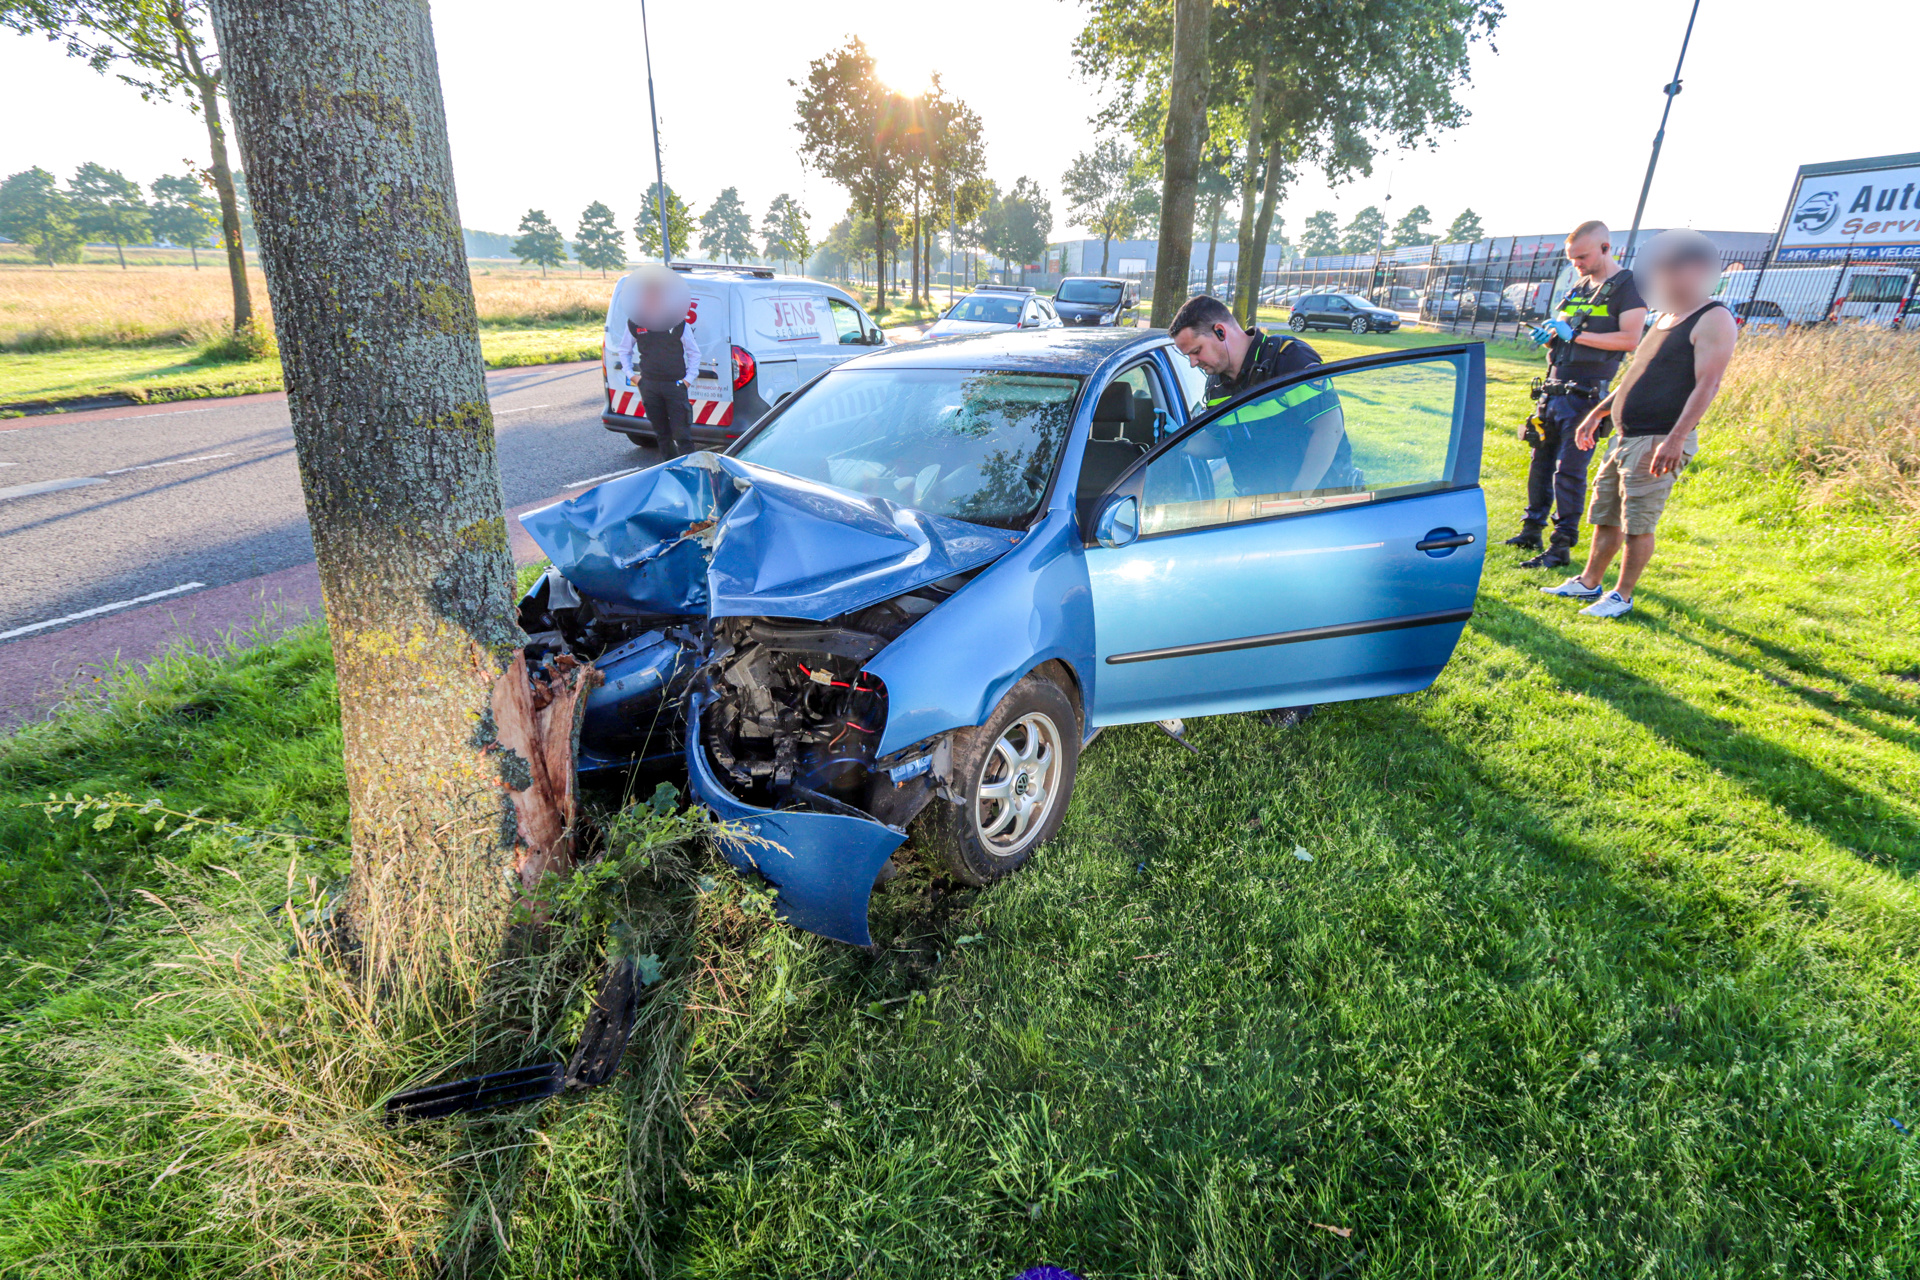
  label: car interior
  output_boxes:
[1074,363,1166,524]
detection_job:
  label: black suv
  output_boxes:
[1286,291,1400,334]
[1052,276,1140,327]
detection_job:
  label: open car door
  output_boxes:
[1083,343,1487,724]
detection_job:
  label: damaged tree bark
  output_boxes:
[208,0,578,968]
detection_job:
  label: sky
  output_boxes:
[3,1,1919,250]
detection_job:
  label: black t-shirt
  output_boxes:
[1204,329,1322,405]
[1550,268,1646,382]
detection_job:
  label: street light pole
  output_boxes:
[1623,0,1701,266]
[639,0,672,263]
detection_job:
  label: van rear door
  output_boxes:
[684,283,733,427]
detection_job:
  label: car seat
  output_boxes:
[1075,382,1150,526]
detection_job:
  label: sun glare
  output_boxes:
[873,52,937,98]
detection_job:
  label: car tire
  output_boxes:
[622,432,655,448]
[1349,316,1369,334]
[1289,313,1310,333]
[920,670,1080,887]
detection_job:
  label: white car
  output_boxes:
[925,285,1063,338]
[602,265,887,449]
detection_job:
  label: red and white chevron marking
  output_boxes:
[605,387,733,428]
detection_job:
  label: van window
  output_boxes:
[1847,274,1908,304]
[827,298,868,344]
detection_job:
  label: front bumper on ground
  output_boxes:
[684,694,905,948]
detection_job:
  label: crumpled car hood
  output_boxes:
[518,453,1018,620]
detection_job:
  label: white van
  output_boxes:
[602,265,887,448]
[1714,262,1916,327]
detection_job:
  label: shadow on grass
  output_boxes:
[1476,596,1920,872]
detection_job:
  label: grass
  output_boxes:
[2,330,1917,1276]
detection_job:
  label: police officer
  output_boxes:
[1508,220,1648,569]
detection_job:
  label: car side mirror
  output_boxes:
[1094,494,1140,549]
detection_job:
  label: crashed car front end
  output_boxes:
[514,452,1022,946]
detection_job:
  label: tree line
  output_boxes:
[1075,0,1504,325]
[0,161,244,268]
[1293,204,1485,260]
[498,186,818,279]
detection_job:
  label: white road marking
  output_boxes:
[0,476,108,501]
[0,581,208,642]
[104,452,238,475]
[493,404,552,415]
[0,462,17,468]
[562,466,640,489]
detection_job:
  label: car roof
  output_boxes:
[841,328,1167,374]
[1059,275,1129,284]
[662,265,844,292]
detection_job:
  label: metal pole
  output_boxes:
[639,0,672,263]
[1623,0,1701,265]
[948,194,956,306]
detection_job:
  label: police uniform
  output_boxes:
[1204,329,1356,495]
[1522,269,1647,556]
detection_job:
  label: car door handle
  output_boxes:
[1415,533,1476,551]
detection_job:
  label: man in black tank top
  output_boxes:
[1538,231,1738,619]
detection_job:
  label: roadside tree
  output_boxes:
[512,208,568,276]
[574,201,625,276]
[3,0,254,327]
[634,181,695,261]
[1063,138,1144,275]
[1301,210,1341,258]
[0,167,83,264]
[699,185,755,263]
[1392,202,1433,248]
[792,39,912,310]
[986,176,1051,285]
[149,172,217,267]
[761,193,813,275]
[1341,205,1388,255]
[68,161,150,268]
[1444,207,1483,243]
[206,0,540,969]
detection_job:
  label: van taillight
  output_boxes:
[731,345,755,390]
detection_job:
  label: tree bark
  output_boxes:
[910,189,921,307]
[1152,0,1211,327]
[1205,197,1222,293]
[208,0,526,970]
[1233,52,1269,323]
[1246,135,1286,321]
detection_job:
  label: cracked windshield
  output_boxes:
[734,368,1080,527]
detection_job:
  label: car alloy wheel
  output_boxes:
[1289,312,1310,332]
[922,669,1080,887]
[973,711,1062,854]
[1350,316,1369,334]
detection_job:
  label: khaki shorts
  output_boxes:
[1588,431,1697,534]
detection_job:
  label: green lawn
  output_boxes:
[2,332,1916,1276]
[0,325,602,410]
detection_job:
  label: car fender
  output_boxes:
[863,508,1096,759]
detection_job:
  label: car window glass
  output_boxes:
[1170,347,1209,414]
[827,298,866,345]
[733,368,1081,528]
[949,295,1026,325]
[1058,280,1124,305]
[1134,354,1465,538]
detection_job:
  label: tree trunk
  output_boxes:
[114,238,127,269]
[870,202,887,312]
[188,68,255,334]
[190,240,200,270]
[1233,52,1269,322]
[1205,198,1222,293]
[1153,0,1212,327]
[1246,135,1286,322]
[910,190,921,307]
[1100,236,1111,274]
[209,0,528,969]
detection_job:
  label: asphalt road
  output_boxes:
[0,361,652,640]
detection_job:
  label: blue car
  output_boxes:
[516,330,1488,946]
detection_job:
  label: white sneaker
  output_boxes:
[1579,590,1634,618]
[1540,575,1603,600]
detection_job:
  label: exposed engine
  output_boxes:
[516,568,970,828]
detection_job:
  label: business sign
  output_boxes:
[1775,153,1920,262]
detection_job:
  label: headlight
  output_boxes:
[1098,312,1117,325]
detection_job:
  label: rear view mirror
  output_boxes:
[1094,494,1140,549]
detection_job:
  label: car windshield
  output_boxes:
[1332,294,1372,308]
[1057,280,1125,305]
[947,295,1025,324]
[734,368,1082,528]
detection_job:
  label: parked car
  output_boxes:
[1372,286,1421,313]
[926,285,1063,338]
[1054,276,1141,327]
[516,329,1488,946]
[1503,280,1554,320]
[601,265,886,450]
[1419,291,1460,322]
[1286,292,1402,334]
[1728,299,1791,334]
[1455,290,1517,323]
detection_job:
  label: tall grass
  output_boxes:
[1707,326,1920,544]
[0,264,610,353]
